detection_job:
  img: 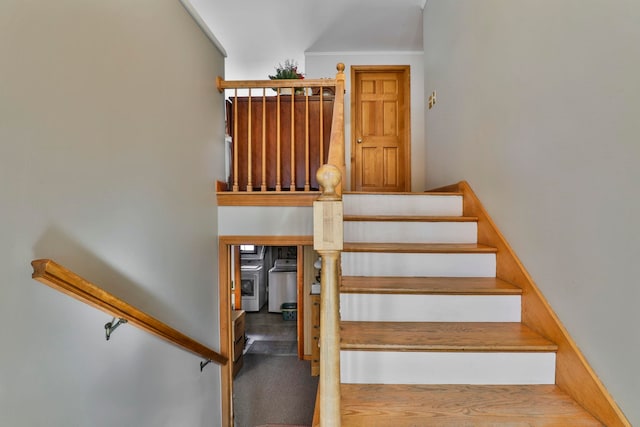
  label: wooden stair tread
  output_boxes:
[344,191,463,196]
[340,384,603,426]
[341,276,522,295]
[340,322,558,352]
[344,215,477,222]
[343,242,497,253]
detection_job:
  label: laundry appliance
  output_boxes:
[240,246,266,312]
[268,259,297,313]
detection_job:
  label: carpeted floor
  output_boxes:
[256,424,310,427]
[234,306,317,426]
[233,354,318,427]
[247,340,298,356]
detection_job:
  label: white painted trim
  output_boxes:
[179,0,227,57]
[341,252,496,277]
[343,194,463,216]
[341,351,556,385]
[218,206,313,236]
[344,221,477,244]
[305,50,424,57]
[340,294,521,322]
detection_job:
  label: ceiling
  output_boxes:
[188,0,425,79]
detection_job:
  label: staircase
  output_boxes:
[320,190,607,426]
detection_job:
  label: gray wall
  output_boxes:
[0,0,226,425]
[424,0,640,423]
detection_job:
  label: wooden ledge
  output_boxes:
[344,191,463,196]
[343,215,478,222]
[341,276,522,295]
[340,321,558,352]
[216,191,320,207]
[340,384,602,426]
[343,242,498,254]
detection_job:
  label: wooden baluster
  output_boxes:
[304,90,310,191]
[313,164,343,427]
[233,89,239,192]
[247,91,253,191]
[319,88,324,167]
[261,88,267,191]
[276,88,282,191]
[290,89,296,191]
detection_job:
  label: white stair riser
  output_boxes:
[342,252,496,277]
[344,221,477,244]
[341,351,556,385]
[340,294,521,322]
[344,194,463,216]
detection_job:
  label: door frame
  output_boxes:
[218,235,313,427]
[350,65,412,192]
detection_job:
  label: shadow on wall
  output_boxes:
[307,5,423,52]
[32,226,189,330]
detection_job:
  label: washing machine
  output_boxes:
[241,261,265,312]
[268,259,297,313]
[240,246,266,312]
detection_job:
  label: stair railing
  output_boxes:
[313,64,346,427]
[314,165,343,427]
[216,63,345,193]
[31,259,227,368]
[325,63,346,196]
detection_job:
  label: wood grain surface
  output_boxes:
[340,321,557,352]
[343,242,497,253]
[343,215,478,222]
[31,259,227,365]
[341,276,522,295]
[340,384,603,426]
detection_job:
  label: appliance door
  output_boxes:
[241,277,255,297]
[241,270,261,312]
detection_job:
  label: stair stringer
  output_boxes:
[434,181,631,427]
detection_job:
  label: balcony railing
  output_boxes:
[216,64,345,195]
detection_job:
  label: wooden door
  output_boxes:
[351,66,411,192]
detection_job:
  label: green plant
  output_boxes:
[269,59,304,80]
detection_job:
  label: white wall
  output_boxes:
[219,207,313,236]
[188,0,424,80]
[0,0,226,425]
[305,51,426,190]
[424,1,640,423]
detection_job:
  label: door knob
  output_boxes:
[357,138,363,144]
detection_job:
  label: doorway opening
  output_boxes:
[238,245,298,358]
[219,237,319,426]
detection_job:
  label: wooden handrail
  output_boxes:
[326,63,346,195]
[217,77,337,92]
[216,64,345,195]
[31,259,227,366]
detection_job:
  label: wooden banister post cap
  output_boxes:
[317,164,342,201]
[216,76,224,93]
[336,63,345,73]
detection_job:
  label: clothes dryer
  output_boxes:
[268,259,297,313]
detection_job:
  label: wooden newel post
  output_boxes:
[314,164,343,427]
